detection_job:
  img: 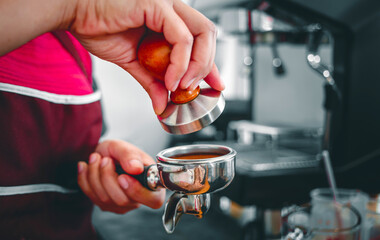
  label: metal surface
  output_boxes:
[156,144,236,194]
[158,86,225,135]
[145,165,161,191]
[306,24,341,101]
[191,141,322,179]
[156,144,235,233]
[163,193,211,234]
[271,40,286,76]
[228,120,322,144]
[138,144,236,234]
[237,147,320,173]
[250,9,298,33]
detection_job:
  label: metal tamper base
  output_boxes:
[157,86,225,135]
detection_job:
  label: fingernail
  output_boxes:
[77,162,84,174]
[118,176,129,190]
[89,154,98,164]
[101,157,109,168]
[129,159,144,170]
[184,78,197,89]
[171,79,181,92]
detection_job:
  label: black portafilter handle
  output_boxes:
[115,164,154,191]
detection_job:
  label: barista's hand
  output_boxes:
[70,0,224,115]
[77,140,165,214]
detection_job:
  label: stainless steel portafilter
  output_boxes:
[116,144,236,233]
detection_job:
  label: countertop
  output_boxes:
[92,191,241,240]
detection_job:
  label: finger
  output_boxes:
[99,157,130,207]
[200,63,225,91]
[164,28,193,92]
[144,2,193,91]
[87,153,112,203]
[118,175,166,209]
[78,28,169,115]
[97,203,140,215]
[173,0,218,89]
[200,34,219,90]
[123,60,168,115]
[77,161,102,203]
[95,140,156,174]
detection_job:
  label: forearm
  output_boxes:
[0,0,77,56]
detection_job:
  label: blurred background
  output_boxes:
[91,0,380,239]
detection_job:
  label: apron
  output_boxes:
[0,31,102,239]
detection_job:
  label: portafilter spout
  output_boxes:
[163,193,211,234]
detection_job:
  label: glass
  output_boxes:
[366,197,380,240]
[311,188,369,240]
[281,203,361,240]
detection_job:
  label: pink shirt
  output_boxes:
[0,32,100,239]
[0,32,93,95]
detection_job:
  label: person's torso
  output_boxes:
[0,32,102,240]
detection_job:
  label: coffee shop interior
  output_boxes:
[92,0,380,239]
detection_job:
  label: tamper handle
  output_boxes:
[115,165,153,190]
[170,86,201,104]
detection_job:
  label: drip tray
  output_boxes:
[194,141,322,177]
[192,141,325,207]
[237,147,320,172]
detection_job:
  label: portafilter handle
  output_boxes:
[116,164,162,191]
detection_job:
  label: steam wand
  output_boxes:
[306,23,341,151]
[306,24,340,200]
[306,23,342,102]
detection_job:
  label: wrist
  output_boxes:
[56,0,79,30]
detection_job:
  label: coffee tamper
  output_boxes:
[157,83,225,135]
[132,32,232,234]
[137,31,225,135]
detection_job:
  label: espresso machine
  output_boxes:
[262,0,380,192]
[174,0,380,239]
[227,0,380,198]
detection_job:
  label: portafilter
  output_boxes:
[117,144,236,233]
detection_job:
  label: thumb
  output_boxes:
[147,80,169,116]
[122,61,169,115]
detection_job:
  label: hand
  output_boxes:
[77,140,165,214]
[69,0,225,115]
